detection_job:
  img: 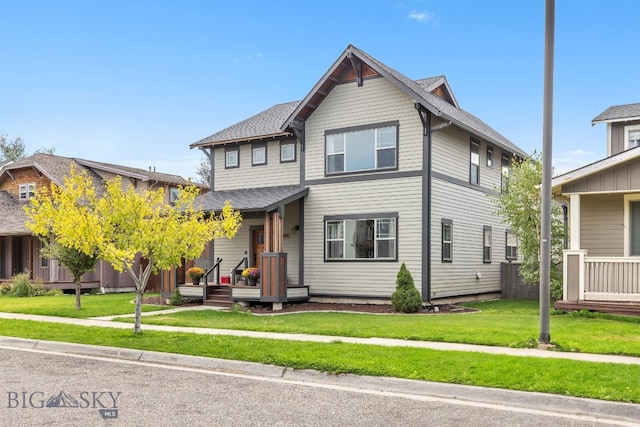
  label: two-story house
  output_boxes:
[554,103,640,315]
[0,152,194,292]
[190,45,526,308]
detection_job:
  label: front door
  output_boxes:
[252,228,265,269]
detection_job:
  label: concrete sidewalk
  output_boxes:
[1,310,639,365]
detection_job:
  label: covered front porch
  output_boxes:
[552,152,640,315]
[173,185,310,309]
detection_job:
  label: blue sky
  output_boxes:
[0,1,637,179]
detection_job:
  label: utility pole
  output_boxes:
[540,0,555,344]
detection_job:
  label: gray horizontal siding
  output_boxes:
[580,193,624,257]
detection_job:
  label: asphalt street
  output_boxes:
[1,338,640,426]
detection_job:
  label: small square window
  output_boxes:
[225,150,239,168]
[41,257,49,268]
[19,183,36,201]
[281,142,296,163]
[252,146,266,166]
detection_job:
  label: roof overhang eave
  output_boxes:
[190,132,294,149]
[592,115,640,126]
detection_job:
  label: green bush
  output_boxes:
[169,288,184,306]
[45,289,64,296]
[391,263,423,313]
[8,273,37,297]
[0,282,11,295]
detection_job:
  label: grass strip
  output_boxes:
[1,318,639,404]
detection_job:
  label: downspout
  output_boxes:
[416,103,432,305]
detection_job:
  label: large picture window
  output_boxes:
[326,122,398,175]
[325,215,397,260]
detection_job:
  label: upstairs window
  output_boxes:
[506,230,518,260]
[326,122,398,175]
[280,141,296,163]
[625,124,640,150]
[252,145,266,166]
[225,148,239,168]
[470,141,480,185]
[483,226,492,263]
[19,183,35,201]
[169,187,180,204]
[324,215,397,261]
[486,147,493,168]
[501,155,510,193]
[442,219,452,262]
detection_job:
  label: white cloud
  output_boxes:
[408,10,433,22]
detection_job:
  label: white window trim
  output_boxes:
[19,183,36,201]
[470,141,480,185]
[483,226,492,263]
[442,219,452,262]
[624,124,640,150]
[623,194,640,257]
[324,215,397,261]
[506,230,518,260]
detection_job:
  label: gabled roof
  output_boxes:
[283,44,525,157]
[190,101,300,148]
[551,146,640,193]
[0,153,192,188]
[196,185,308,213]
[592,103,640,124]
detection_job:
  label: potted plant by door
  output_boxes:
[187,267,205,286]
[241,267,260,286]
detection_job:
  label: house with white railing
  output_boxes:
[553,103,640,315]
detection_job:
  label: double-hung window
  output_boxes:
[506,230,518,260]
[501,155,510,193]
[470,141,480,185]
[442,219,452,262]
[483,226,492,263]
[486,147,493,167]
[19,183,35,201]
[325,121,398,174]
[325,214,397,260]
[625,124,640,150]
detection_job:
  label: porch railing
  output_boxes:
[203,257,222,286]
[584,257,640,295]
[230,257,248,286]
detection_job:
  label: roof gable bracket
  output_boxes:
[30,166,42,177]
[415,103,430,136]
[290,120,305,151]
[347,52,363,86]
[6,170,14,181]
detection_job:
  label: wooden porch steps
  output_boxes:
[555,300,640,317]
[203,285,234,308]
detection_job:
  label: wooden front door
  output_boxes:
[252,228,265,269]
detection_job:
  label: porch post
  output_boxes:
[563,249,586,301]
[569,194,580,250]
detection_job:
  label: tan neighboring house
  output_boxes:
[186,45,526,308]
[0,152,193,292]
[554,103,640,315]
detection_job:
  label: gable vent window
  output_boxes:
[19,183,36,201]
[325,122,398,175]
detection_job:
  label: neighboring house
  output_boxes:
[553,103,640,315]
[0,153,194,292]
[188,45,526,308]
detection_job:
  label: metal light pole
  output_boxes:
[540,0,555,344]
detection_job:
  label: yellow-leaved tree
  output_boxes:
[25,167,241,333]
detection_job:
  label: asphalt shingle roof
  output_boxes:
[0,191,29,235]
[592,103,640,123]
[191,101,301,148]
[196,185,308,213]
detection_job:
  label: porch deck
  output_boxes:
[554,300,640,317]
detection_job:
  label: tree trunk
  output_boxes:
[75,279,82,310]
[133,289,143,334]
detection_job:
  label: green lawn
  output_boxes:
[114,299,640,357]
[1,318,639,403]
[2,295,640,402]
[0,292,168,318]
